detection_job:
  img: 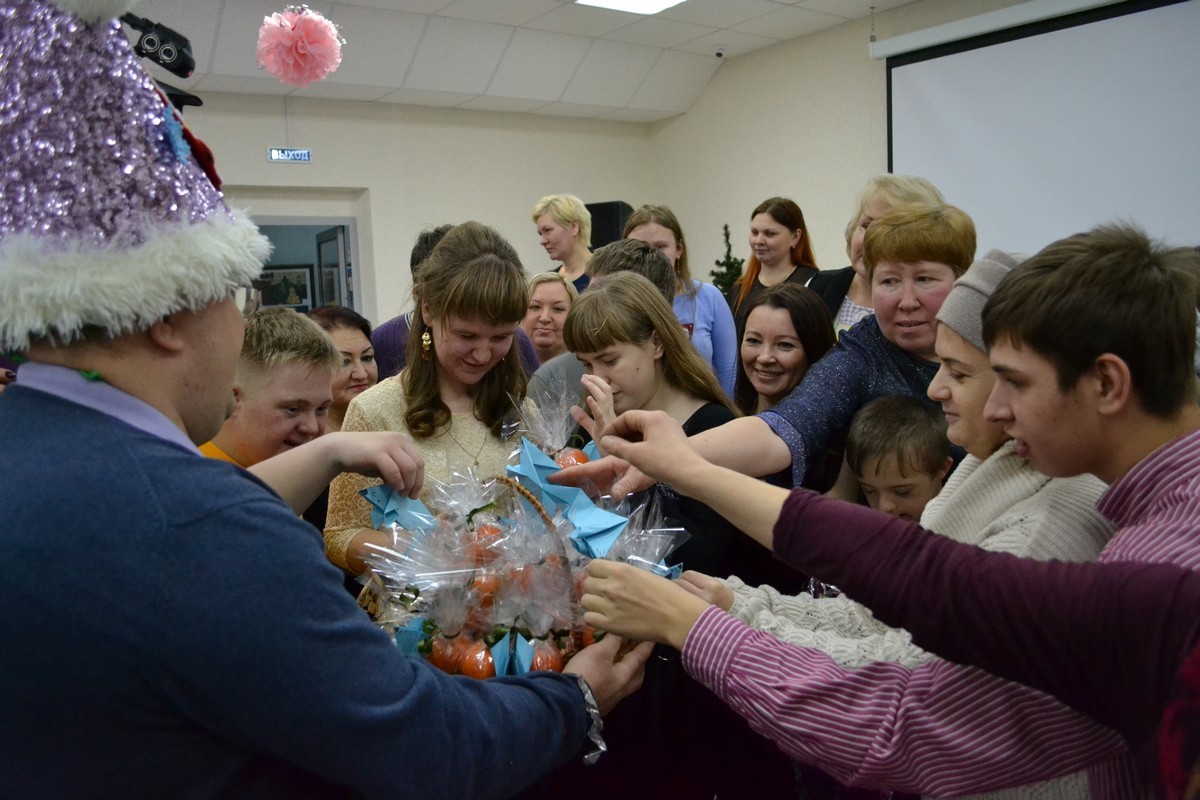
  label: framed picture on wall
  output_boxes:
[262,265,315,312]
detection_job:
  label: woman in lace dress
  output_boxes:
[323,222,528,576]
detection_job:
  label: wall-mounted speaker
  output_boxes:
[586,201,634,250]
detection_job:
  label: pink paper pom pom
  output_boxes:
[257,5,344,89]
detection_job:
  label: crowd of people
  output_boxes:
[3,2,1200,800]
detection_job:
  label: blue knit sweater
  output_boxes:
[761,314,943,486]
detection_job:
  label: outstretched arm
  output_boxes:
[250,431,424,514]
[554,413,792,498]
[595,410,791,549]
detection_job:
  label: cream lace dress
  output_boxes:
[323,376,521,571]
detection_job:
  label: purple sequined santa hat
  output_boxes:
[0,0,270,351]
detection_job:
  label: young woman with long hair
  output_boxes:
[552,270,797,800]
[729,196,818,333]
[624,204,738,397]
[324,221,528,575]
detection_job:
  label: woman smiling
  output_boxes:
[306,305,378,432]
[733,283,834,415]
[521,272,576,364]
[324,222,528,576]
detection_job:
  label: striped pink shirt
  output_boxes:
[681,427,1200,797]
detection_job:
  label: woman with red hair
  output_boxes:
[729,197,819,334]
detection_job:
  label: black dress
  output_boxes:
[517,403,800,800]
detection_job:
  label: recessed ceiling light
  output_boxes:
[576,0,687,14]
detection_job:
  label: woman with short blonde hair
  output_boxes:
[532,193,593,293]
[522,271,578,364]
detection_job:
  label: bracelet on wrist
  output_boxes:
[574,674,606,765]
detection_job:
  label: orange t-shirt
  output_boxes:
[199,440,241,465]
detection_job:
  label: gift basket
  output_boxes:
[519,374,592,468]
[358,442,690,679]
[360,470,576,678]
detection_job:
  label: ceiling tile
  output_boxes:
[792,0,916,19]
[189,73,293,97]
[289,82,397,101]
[658,0,787,28]
[731,5,845,39]
[522,3,641,37]
[332,0,457,12]
[486,28,590,102]
[672,28,778,58]
[458,96,551,113]
[560,39,660,107]
[597,107,679,123]
[315,5,425,88]
[438,0,563,26]
[122,0,930,121]
[404,16,513,93]
[628,49,721,112]
[375,87,478,106]
[601,16,716,48]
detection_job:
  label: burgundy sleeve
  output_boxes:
[773,489,1200,746]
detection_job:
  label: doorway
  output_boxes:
[257,221,357,311]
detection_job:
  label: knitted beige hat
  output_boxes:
[935,249,1022,351]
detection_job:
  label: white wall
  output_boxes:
[187,0,1027,324]
[197,97,654,323]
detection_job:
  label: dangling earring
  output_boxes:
[421,330,432,361]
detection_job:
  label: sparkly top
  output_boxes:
[760,314,942,486]
[322,376,524,570]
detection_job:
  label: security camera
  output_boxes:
[714,46,726,59]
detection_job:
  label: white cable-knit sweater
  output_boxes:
[726,439,1116,800]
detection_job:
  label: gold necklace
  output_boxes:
[444,422,488,467]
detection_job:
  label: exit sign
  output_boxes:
[268,148,312,163]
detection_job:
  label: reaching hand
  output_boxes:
[577,375,618,453]
[676,571,734,612]
[550,454,655,498]
[326,431,425,499]
[563,632,654,716]
[581,559,710,651]
[595,410,706,492]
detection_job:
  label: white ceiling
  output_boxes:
[127,0,915,123]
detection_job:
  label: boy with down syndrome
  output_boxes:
[576,227,1195,797]
[843,394,952,523]
[201,306,339,468]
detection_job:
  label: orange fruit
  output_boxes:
[555,447,590,468]
[429,636,465,674]
[530,639,565,673]
[471,572,500,608]
[459,640,496,679]
[466,522,504,566]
